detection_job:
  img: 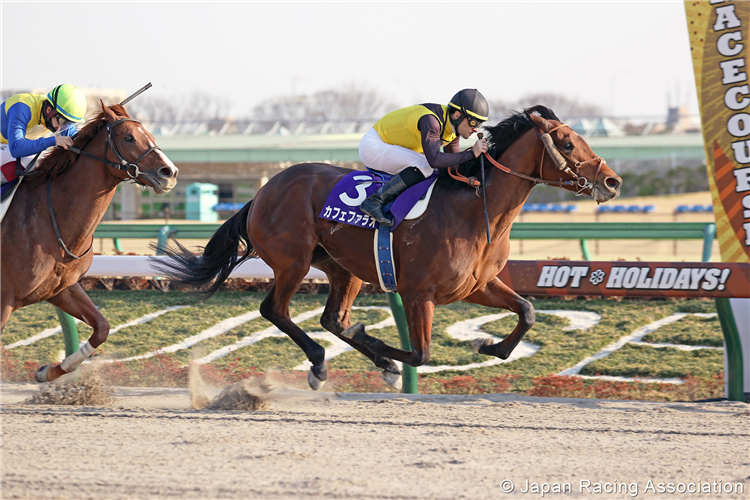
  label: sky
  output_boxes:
[1,1,699,120]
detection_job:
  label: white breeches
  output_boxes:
[358,128,434,178]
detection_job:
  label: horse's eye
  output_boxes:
[563,142,574,151]
[125,135,134,142]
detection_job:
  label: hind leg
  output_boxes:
[260,264,329,390]
[462,277,535,359]
[248,201,331,389]
[37,283,110,383]
[314,253,402,389]
[342,291,435,368]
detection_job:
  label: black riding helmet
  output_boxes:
[448,89,489,130]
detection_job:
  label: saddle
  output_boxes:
[319,169,438,293]
[0,154,42,223]
[319,169,437,230]
[0,178,20,222]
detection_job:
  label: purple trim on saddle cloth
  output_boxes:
[319,171,437,229]
[1,179,18,200]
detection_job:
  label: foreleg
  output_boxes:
[463,277,535,359]
[1,302,13,333]
[36,283,110,382]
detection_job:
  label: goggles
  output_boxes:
[464,114,484,129]
[54,113,73,129]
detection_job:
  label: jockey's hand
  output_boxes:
[472,137,488,158]
[55,135,74,149]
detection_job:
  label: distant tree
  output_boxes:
[251,83,397,122]
[128,91,230,122]
[488,93,604,120]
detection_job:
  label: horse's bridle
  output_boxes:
[50,117,161,260]
[449,122,605,197]
[535,123,605,196]
[69,117,162,187]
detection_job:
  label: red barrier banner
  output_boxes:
[498,261,750,298]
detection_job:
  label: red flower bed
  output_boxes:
[528,373,725,401]
[1,349,724,402]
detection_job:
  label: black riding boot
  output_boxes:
[359,173,409,226]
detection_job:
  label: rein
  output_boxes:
[448,122,605,196]
[46,178,92,260]
[47,116,160,259]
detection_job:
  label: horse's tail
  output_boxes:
[151,201,255,300]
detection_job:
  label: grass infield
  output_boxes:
[1,291,725,401]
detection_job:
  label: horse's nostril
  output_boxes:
[159,166,177,178]
[606,177,620,191]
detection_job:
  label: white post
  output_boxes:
[119,183,142,220]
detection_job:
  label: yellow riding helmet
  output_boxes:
[46,84,87,123]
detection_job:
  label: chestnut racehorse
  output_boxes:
[1,102,179,382]
[156,106,621,390]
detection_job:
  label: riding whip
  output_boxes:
[478,133,491,244]
[120,82,152,106]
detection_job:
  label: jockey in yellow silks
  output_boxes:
[358,88,490,226]
[1,84,87,186]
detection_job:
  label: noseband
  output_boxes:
[69,117,162,187]
[537,123,605,196]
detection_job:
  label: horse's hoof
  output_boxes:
[35,364,51,383]
[307,369,326,391]
[307,363,327,391]
[35,363,67,383]
[470,337,494,353]
[381,369,402,391]
[341,322,365,341]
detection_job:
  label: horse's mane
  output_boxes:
[27,104,131,188]
[439,105,560,189]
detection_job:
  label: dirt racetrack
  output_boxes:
[2,382,748,500]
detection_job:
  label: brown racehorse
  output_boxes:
[1,102,179,382]
[156,106,621,390]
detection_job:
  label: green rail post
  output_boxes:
[113,238,123,253]
[55,308,79,357]
[580,239,591,261]
[715,298,745,401]
[702,223,744,401]
[702,223,716,262]
[387,292,418,394]
[156,225,173,255]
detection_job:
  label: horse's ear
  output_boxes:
[527,113,550,132]
[100,99,118,124]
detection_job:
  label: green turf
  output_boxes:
[580,343,724,378]
[641,314,723,347]
[1,292,721,385]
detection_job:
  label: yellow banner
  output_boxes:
[686,0,750,263]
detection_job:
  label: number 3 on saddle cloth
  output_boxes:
[318,169,438,293]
